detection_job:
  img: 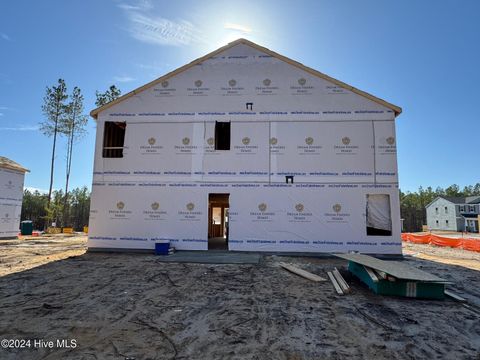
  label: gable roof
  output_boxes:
[441,196,480,204]
[90,38,402,119]
[426,195,480,208]
[466,196,480,204]
[0,156,29,173]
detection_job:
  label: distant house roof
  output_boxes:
[441,196,468,204]
[0,156,29,173]
[466,196,480,204]
[425,195,480,208]
[428,195,480,206]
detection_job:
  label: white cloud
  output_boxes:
[224,23,252,34]
[117,4,142,11]
[136,62,167,71]
[25,186,49,194]
[119,1,204,47]
[117,0,153,11]
[1,32,12,41]
[0,125,39,131]
[0,106,17,112]
[128,13,203,46]
[113,75,135,82]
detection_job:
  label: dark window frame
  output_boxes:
[103,121,126,158]
[214,121,231,150]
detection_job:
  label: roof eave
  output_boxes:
[1,164,30,173]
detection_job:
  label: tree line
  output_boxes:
[21,187,90,231]
[38,79,121,229]
[400,183,480,232]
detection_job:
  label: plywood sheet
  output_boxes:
[335,253,448,283]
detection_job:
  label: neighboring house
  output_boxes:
[426,196,480,233]
[0,156,29,238]
[87,38,403,254]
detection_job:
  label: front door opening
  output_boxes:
[208,193,229,250]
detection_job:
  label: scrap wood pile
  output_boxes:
[278,262,350,295]
[336,253,455,300]
[279,254,466,301]
[326,267,350,295]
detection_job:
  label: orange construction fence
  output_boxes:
[402,233,480,252]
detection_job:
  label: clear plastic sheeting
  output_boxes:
[366,194,392,231]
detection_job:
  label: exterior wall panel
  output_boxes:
[88,43,401,254]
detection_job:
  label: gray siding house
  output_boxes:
[426,196,480,233]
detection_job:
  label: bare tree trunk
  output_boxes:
[62,124,75,228]
[47,121,57,205]
[46,109,59,230]
[62,103,77,229]
[62,175,69,228]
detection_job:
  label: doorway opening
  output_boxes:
[208,193,229,250]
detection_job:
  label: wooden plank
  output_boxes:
[445,290,466,302]
[373,269,387,280]
[373,269,396,282]
[327,272,344,295]
[333,268,350,293]
[336,253,448,283]
[279,262,327,282]
[364,266,379,282]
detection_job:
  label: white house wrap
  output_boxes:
[88,39,402,254]
[0,157,29,239]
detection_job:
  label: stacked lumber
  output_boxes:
[327,268,350,295]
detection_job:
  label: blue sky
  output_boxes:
[0,0,479,193]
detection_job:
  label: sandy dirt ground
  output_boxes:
[0,236,479,359]
[0,235,87,276]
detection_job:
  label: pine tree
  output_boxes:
[61,87,88,227]
[95,85,122,107]
[39,79,68,227]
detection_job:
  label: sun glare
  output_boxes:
[186,1,274,55]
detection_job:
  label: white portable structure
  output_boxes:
[0,156,29,238]
[88,39,402,254]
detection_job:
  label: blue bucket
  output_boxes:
[155,241,170,255]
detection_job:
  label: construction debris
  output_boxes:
[332,267,350,293]
[363,266,379,282]
[327,271,344,295]
[279,262,327,282]
[336,253,450,299]
[444,290,466,302]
